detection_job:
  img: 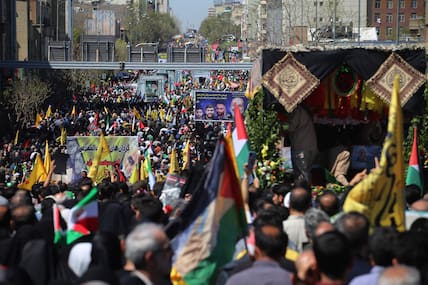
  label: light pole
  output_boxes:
[39,0,43,60]
[56,0,60,41]
[395,0,400,44]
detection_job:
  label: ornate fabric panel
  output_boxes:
[262,52,320,112]
[366,52,426,106]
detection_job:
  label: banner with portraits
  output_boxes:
[65,136,139,184]
[193,90,248,122]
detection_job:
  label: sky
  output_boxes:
[169,0,212,32]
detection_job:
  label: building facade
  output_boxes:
[367,0,425,41]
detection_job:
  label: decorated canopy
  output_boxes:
[261,45,426,121]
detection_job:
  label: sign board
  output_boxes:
[137,75,166,102]
[194,90,248,122]
[65,136,139,184]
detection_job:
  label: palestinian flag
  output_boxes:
[406,127,423,192]
[232,104,250,178]
[66,187,99,244]
[171,137,248,285]
[53,204,65,244]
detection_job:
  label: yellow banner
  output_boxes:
[66,136,139,184]
[343,76,405,231]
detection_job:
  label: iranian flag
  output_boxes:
[232,105,250,179]
[67,187,99,244]
[406,127,423,192]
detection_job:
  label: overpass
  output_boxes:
[0,61,253,71]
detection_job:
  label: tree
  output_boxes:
[126,10,179,48]
[199,14,241,46]
[3,76,51,129]
[115,39,128,62]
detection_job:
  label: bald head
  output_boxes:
[410,199,428,212]
[318,191,340,217]
[290,187,312,213]
[314,221,335,238]
[293,249,318,285]
[378,265,420,285]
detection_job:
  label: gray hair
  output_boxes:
[304,208,330,240]
[378,265,420,285]
[125,223,163,268]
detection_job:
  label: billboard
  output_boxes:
[65,136,139,184]
[194,90,248,122]
[137,75,166,102]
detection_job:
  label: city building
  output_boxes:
[367,0,425,41]
[0,0,16,61]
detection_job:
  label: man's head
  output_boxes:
[131,195,165,224]
[369,227,398,267]
[254,224,288,261]
[317,191,340,217]
[292,249,318,285]
[205,105,214,119]
[231,97,245,115]
[378,265,420,285]
[405,184,421,207]
[125,223,172,277]
[270,183,291,206]
[195,108,203,119]
[313,231,353,281]
[304,208,330,242]
[410,199,428,211]
[215,103,227,117]
[335,211,369,256]
[252,208,287,260]
[289,187,312,214]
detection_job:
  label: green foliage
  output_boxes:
[115,39,128,62]
[407,84,428,167]
[246,89,289,188]
[127,10,179,48]
[199,14,241,47]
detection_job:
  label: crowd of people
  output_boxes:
[0,68,427,285]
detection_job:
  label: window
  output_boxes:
[386,27,393,36]
[319,1,323,6]
[411,0,417,8]
[399,13,405,22]
[375,0,381,8]
[375,13,381,24]
[399,0,405,8]
[410,13,417,19]
[387,0,393,9]
[386,14,393,23]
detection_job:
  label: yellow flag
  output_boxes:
[14,130,19,146]
[45,105,52,119]
[181,140,190,171]
[88,133,111,183]
[133,107,141,120]
[129,161,140,184]
[140,157,149,181]
[165,109,172,122]
[169,148,179,174]
[71,105,77,117]
[146,105,152,120]
[60,128,67,146]
[35,113,42,128]
[343,76,405,231]
[40,140,51,182]
[159,109,166,122]
[18,154,46,191]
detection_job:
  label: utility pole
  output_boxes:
[395,0,400,45]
